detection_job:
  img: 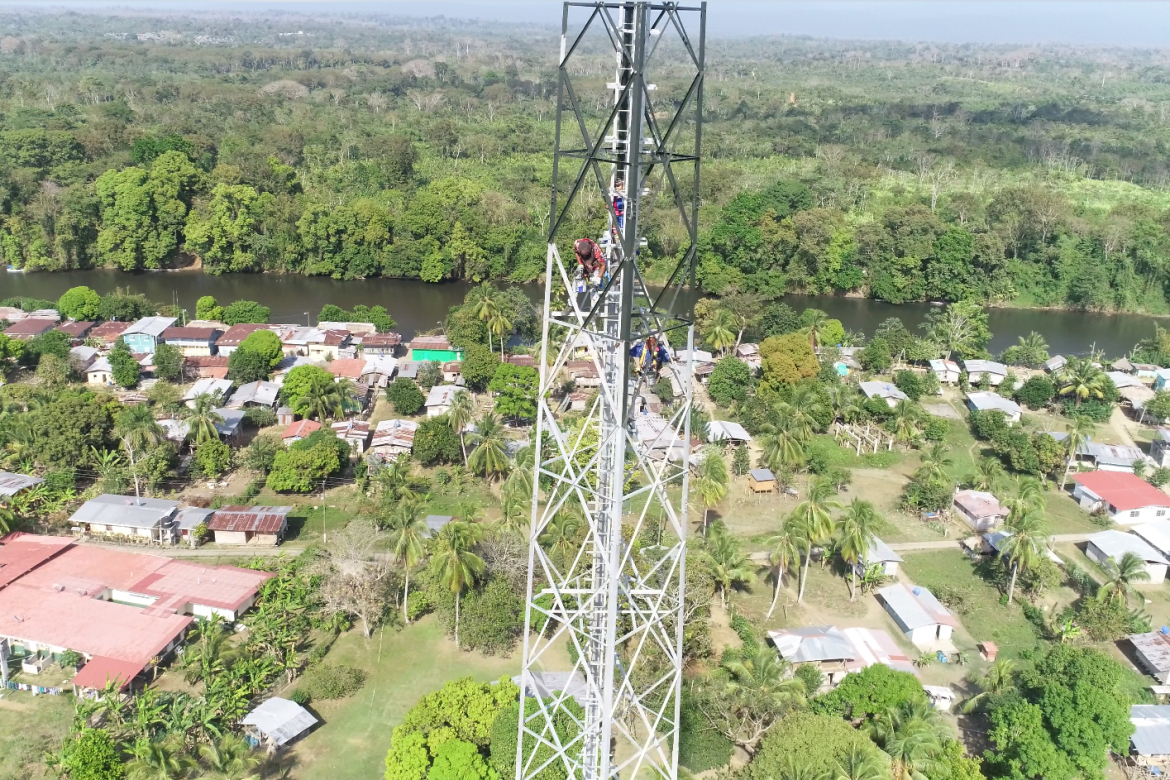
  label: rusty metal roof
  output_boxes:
[207,505,293,534]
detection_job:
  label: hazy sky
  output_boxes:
[29,1,1170,47]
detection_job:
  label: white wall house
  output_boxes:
[876,583,959,651]
[962,359,1007,386]
[1072,472,1170,524]
[1085,530,1169,582]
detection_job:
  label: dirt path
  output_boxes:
[1107,406,1139,448]
[885,532,1094,553]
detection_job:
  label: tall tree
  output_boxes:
[835,499,881,601]
[695,445,730,533]
[116,404,165,499]
[385,498,431,624]
[791,478,842,604]
[447,388,475,466]
[466,412,509,480]
[763,524,801,619]
[429,521,485,649]
[999,509,1049,604]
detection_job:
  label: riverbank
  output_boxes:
[4,268,1160,355]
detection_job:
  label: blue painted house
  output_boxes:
[122,316,177,354]
[1156,369,1170,391]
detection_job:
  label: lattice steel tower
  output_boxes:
[516,3,706,779]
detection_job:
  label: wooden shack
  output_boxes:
[748,468,775,494]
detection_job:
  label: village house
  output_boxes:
[318,321,376,335]
[183,378,234,408]
[26,309,60,321]
[860,380,909,408]
[328,358,367,383]
[69,345,99,372]
[56,320,95,341]
[362,356,397,388]
[184,355,230,380]
[1133,521,1170,561]
[173,507,213,544]
[1130,705,1170,766]
[748,468,775,494]
[408,335,462,363]
[1074,442,1152,473]
[69,495,182,544]
[0,471,43,500]
[505,354,537,369]
[86,357,114,386]
[860,537,902,576]
[566,360,601,388]
[965,391,1022,423]
[1129,632,1170,683]
[1153,430,1170,468]
[708,420,752,445]
[227,380,280,410]
[210,323,269,356]
[160,326,222,357]
[358,332,402,357]
[1072,472,1170,523]
[331,420,371,454]
[979,530,1064,565]
[0,306,25,322]
[122,317,178,354]
[282,419,322,445]
[962,359,1007,386]
[88,320,131,346]
[0,534,271,693]
[308,330,352,361]
[877,583,959,651]
[2,317,56,340]
[425,385,460,417]
[1086,530,1168,582]
[929,359,960,384]
[767,625,916,687]
[735,343,762,372]
[367,419,418,462]
[207,506,293,546]
[442,361,463,384]
[953,489,1009,531]
[567,391,590,412]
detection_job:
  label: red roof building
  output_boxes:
[328,358,367,380]
[56,321,95,339]
[1072,471,1170,523]
[506,354,537,368]
[0,534,271,691]
[207,506,293,546]
[2,318,56,340]
[282,419,322,441]
[184,355,230,380]
[361,332,402,348]
[216,323,270,350]
[89,320,132,343]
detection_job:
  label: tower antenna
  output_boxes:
[516,3,706,779]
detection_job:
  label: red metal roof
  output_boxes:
[185,356,229,367]
[506,355,537,367]
[161,327,219,341]
[328,358,366,379]
[216,323,269,347]
[282,419,321,439]
[0,533,74,589]
[70,655,144,691]
[208,506,292,535]
[89,321,131,341]
[409,335,451,350]
[2,318,56,338]
[362,333,401,347]
[1072,471,1170,512]
[56,321,95,338]
[321,330,350,346]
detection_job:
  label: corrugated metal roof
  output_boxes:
[68,495,180,529]
[877,583,958,631]
[424,515,454,537]
[966,392,1021,416]
[124,316,177,338]
[1132,705,1170,756]
[241,698,317,746]
[865,537,903,564]
[708,420,752,443]
[0,471,43,497]
[1132,633,1170,673]
[1088,530,1168,565]
[749,469,774,481]
[208,506,293,534]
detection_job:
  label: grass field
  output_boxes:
[900,550,1042,660]
[0,688,73,780]
[289,616,522,780]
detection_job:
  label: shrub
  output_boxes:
[678,689,735,773]
[222,300,270,325]
[1015,375,1055,409]
[893,369,925,400]
[858,337,892,372]
[302,664,367,700]
[289,688,311,706]
[244,406,278,428]
[810,663,925,720]
[193,439,232,480]
[969,409,1009,441]
[794,664,825,697]
[923,416,950,441]
[1060,398,1114,422]
[709,357,752,406]
[431,577,523,655]
[414,415,462,465]
[59,649,82,669]
[151,343,184,382]
[489,697,583,780]
[742,711,887,780]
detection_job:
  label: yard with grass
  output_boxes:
[288,617,522,780]
[0,688,73,780]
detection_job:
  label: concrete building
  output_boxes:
[877,583,959,650]
[860,381,909,408]
[86,357,114,386]
[1130,704,1170,763]
[965,391,1022,423]
[861,537,903,576]
[161,326,222,357]
[308,330,351,361]
[767,625,916,686]
[1130,632,1170,684]
[1086,530,1169,582]
[1134,521,1170,561]
[962,359,1008,386]
[1152,429,1170,468]
[328,358,367,382]
[1075,442,1149,472]
[425,385,460,417]
[953,490,1009,532]
[367,419,418,462]
[207,506,293,546]
[1156,369,1170,392]
[929,359,960,384]
[173,507,213,544]
[1072,472,1170,523]
[122,317,178,354]
[69,495,182,544]
[69,345,99,372]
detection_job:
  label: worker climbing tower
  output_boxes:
[516,3,706,780]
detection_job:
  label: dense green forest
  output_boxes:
[5,9,1170,311]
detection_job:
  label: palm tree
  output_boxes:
[467,412,510,480]
[827,384,862,424]
[792,478,842,604]
[1059,416,1094,489]
[497,489,528,536]
[763,524,801,619]
[448,389,475,466]
[470,283,501,352]
[961,658,1016,713]
[703,522,754,608]
[116,404,165,499]
[999,509,1049,604]
[723,644,806,709]
[706,308,737,356]
[539,506,582,571]
[1015,331,1049,367]
[385,498,430,623]
[787,386,829,435]
[1004,475,1046,519]
[488,307,514,359]
[504,444,534,503]
[1099,551,1151,607]
[890,400,924,444]
[1059,357,1108,407]
[833,743,889,780]
[295,374,355,422]
[198,734,261,780]
[126,740,196,780]
[914,442,952,483]
[759,415,807,473]
[867,700,949,780]
[181,616,236,686]
[836,499,881,601]
[969,456,1006,492]
[429,521,485,649]
[802,309,829,349]
[184,392,225,445]
[376,457,420,505]
[695,445,729,533]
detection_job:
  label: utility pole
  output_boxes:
[516,4,705,779]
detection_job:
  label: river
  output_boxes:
[1,270,1161,357]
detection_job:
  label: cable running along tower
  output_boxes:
[516,3,706,779]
